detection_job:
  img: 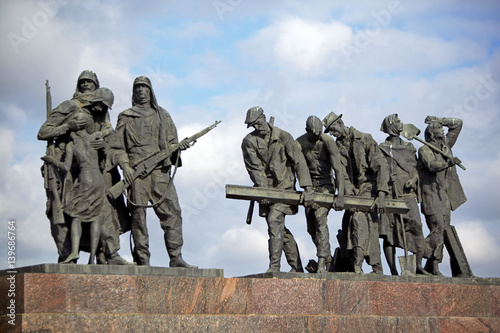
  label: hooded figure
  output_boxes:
[378,114,427,276]
[37,73,109,263]
[73,70,100,98]
[109,76,196,268]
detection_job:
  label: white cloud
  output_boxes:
[455,220,500,264]
[239,17,352,77]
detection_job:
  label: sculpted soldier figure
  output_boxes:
[109,76,196,268]
[418,116,468,276]
[296,116,345,273]
[39,85,131,264]
[41,91,113,264]
[241,106,313,273]
[38,71,100,262]
[379,114,427,275]
[323,112,388,274]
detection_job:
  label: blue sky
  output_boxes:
[1,0,499,278]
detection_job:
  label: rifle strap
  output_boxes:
[124,150,180,208]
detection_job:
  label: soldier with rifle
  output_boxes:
[241,106,314,273]
[39,71,131,265]
[38,71,101,262]
[109,76,210,268]
[418,116,471,277]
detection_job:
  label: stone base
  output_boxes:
[1,265,499,332]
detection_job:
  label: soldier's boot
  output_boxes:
[107,254,134,265]
[425,259,442,276]
[316,257,327,273]
[267,238,282,273]
[96,251,107,265]
[170,256,197,269]
[353,247,364,274]
[370,263,383,275]
[325,256,332,272]
[164,232,197,269]
[287,252,304,273]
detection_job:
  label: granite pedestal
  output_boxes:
[1,264,498,332]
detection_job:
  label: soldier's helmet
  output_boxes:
[244,106,264,128]
[322,111,343,133]
[77,70,100,88]
[133,75,153,89]
[90,87,114,109]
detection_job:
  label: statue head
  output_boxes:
[132,76,159,110]
[88,87,114,112]
[380,114,403,137]
[322,111,344,138]
[306,115,323,140]
[245,106,268,133]
[425,121,445,142]
[76,70,99,93]
[245,106,264,127]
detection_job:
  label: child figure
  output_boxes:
[42,110,105,264]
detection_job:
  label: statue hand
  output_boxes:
[404,177,417,190]
[91,138,105,149]
[424,116,441,124]
[41,155,56,164]
[302,186,315,208]
[260,199,270,206]
[67,118,87,131]
[179,138,192,150]
[370,192,386,214]
[333,195,344,211]
[123,165,135,185]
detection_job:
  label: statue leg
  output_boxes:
[88,219,101,265]
[283,227,303,272]
[350,212,369,274]
[129,177,152,266]
[266,208,285,272]
[368,213,383,275]
[154,171,196,268]
[50,215,71,263]
[423,214,444,275]
[61,218,82,264]
[383,239,398,275]
[314,207,331,273]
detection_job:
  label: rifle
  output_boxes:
[226,184,410,214]
[43,80,65,225]
[108,120,221,199]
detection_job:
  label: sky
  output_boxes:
[0,0,499,278]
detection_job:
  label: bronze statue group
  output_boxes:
[240,107,471,277]
[39,71,196,268]
[38,71,471,277]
